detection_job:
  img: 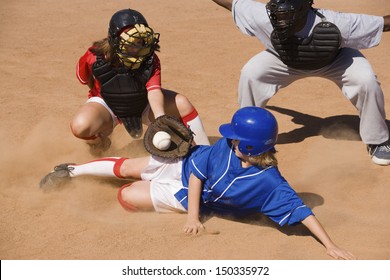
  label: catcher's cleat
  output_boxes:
[88,137,111,156]
[39,163,75,190]
[367,141,390,166]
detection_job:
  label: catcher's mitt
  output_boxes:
[143,115,194,158]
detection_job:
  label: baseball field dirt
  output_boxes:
[0,0,389,261]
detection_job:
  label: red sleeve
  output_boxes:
[76,47,97,84]
[145,54,162,92]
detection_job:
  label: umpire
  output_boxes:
[211,0,390,165]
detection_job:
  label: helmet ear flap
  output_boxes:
[238,142,256,156]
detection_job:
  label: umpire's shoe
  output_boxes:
[39,163,75,190]
[367,141,390,166]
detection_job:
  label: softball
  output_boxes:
[152,131,171,150]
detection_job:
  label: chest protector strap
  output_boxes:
[271,10,341,70]
[92,56,154,138]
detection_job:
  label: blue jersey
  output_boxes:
[174,138,313,226]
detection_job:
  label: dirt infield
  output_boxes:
[0,0,389,260]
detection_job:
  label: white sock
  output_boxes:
[182,109,210,146]
[69,157,126,178]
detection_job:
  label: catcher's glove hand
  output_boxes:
[143,115,194,158]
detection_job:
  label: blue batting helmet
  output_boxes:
[219,107,278,156]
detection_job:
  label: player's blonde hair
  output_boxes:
[247,150,278,168]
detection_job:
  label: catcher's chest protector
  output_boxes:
[271,10,341,70]
[93,57,154,118]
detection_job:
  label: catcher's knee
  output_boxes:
[174,94,192,113]
[70,118,96,139]
[117,183,138,212]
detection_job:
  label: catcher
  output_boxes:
[72,8,209,155]
[40,107,356,260]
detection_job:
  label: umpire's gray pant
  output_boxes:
[238,47,389,145]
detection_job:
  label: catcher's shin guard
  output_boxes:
[117,183,138,211]
[120,116,143,139]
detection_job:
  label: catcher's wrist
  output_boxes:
[154,113,165,119]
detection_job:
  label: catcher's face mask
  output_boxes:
[266,0,313,41]
[116,24,160,70]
